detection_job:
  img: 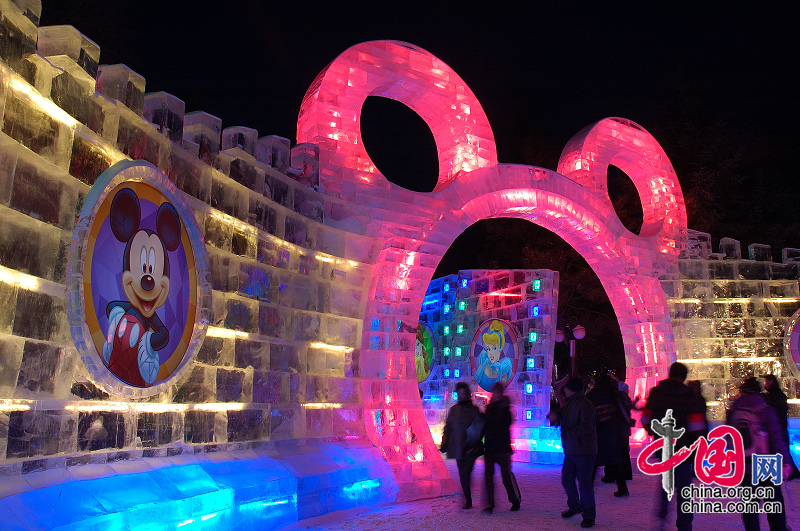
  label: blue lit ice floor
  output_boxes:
[283,459,800,531]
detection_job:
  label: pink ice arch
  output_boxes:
[297,40,687,500]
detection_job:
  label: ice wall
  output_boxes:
[668,231,800,421]
[0,1,398,526]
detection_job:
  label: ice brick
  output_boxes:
[2,92,72,169]
[252,370,281,404]
[0,0,39,75]
[137,412,179,448]
[227,409,267,442]
[96,63,146,115]
[235,338,269,371]
[37,25,100,79]
[77,411,126,452]
[6,408,77,458]
[0,334,23,394]
[13,288,66,341]
[167,142,211,202]
[116,112,169,169]
[184,410,216,444]
[173,366,216,403]
[50,69,105,131]
[748,243,772,262]
[142,91,185,142]
[216,368,246,402]
[256,135,290,173]
[289,143,319,188]
[719,237,742,260]
[198,335,234,366]
[68,128,113,185]
[184,110,222,164]
[222,126,257,156]
[0,209,60,278]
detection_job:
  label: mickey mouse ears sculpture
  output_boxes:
[298,41,687,499]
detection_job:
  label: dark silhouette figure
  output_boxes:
[641,362,707,531]
[615,381,634,490]
[441,381,480,509]
[763,374,800,480]
[587,375,629,497]
[482,381,521,513]
[729,377,789,531]
[558,377,598,528]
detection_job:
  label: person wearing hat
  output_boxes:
[641,362,707,531]
[728,377,790,531]
[559,376,598,528]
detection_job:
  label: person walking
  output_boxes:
[615,380,634,493]
[482,381,521,513]
[587,374,629,497]
[763,374,800,480]
[729,377,790,531]
[440,381,481,509]
[559,377,598,528]
[641,362,707,531]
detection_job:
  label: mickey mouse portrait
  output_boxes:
[102,188,182,387]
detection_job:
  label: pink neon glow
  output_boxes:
[297,40,687,501]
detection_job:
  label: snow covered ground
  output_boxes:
[282,458,800,530]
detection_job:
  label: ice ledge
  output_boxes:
[0,438,398,530]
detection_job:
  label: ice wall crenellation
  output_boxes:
[667,229,800,422]
[0,0,389,485]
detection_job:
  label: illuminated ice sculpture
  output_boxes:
[0,9,692,518]
[298,40,687,498]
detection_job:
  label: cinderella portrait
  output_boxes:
[474,319,514,391]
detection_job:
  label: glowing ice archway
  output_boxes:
[297,40,687,500]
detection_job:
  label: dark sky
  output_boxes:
[43,2,798,184]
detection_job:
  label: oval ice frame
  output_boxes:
[66,159,211,398]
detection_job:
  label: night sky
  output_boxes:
[43,2,798,185]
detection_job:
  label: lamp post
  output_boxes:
[556,317,585,377]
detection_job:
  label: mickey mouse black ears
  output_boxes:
[109,188,141,243]
[156,203,181,251]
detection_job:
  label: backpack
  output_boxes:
[729,405,770,457]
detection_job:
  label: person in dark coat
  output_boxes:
[482,381,521,513]
[441,381,480,509]
[615,381,634,488]
[641,362,707,531]
[728,377,790,531]
[764,374,800,480]
[587,375,628,497]
[559,377,598,528]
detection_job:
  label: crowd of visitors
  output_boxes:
[438,363,796,531]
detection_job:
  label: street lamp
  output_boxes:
[556,317,585,376]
